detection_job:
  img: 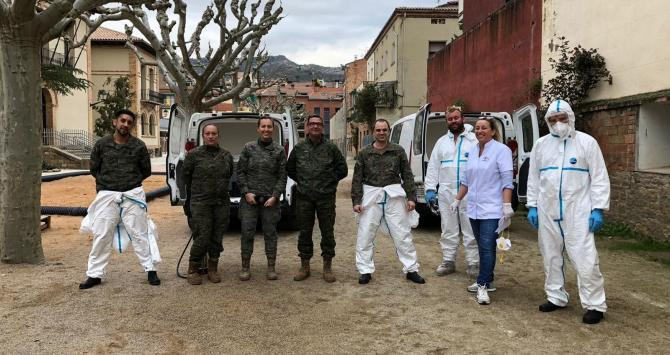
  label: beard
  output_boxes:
[449,122,464,134]
[115,127,129,136]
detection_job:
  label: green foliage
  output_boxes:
[351,83,378,128]
[41,64,90,96]
[92,76,133,137]
[542,36,611,110]
[452,98,468,112]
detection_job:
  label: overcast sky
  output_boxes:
[104,0,452,67]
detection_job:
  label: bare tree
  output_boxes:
[118,0,283,119]
[0,0,154,264]
[246,85,305,123]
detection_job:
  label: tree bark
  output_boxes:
[0,20,45,264]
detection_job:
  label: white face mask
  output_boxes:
[552,121,571,139]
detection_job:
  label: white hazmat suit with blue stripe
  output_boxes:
[527,100,609,312]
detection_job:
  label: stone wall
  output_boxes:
[581,104,670,242]
[42,147,90,170]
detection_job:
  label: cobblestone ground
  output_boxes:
[0,174,668,353]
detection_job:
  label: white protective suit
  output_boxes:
[80,187,160,278]
[425,124,478,266]
[527,99,610,312]
[356,184,420,274]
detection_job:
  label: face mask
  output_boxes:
[552,121,571,139]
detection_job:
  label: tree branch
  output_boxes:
[173,0,200,81]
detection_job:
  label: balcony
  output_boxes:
[41,48,74,68]
[141,89,162,105]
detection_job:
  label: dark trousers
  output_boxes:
[189,203,230,263]
[239,198,280,259]
[469,218,499,286]
[296,192,336,260]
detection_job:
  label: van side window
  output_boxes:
[520,112,534,153]
[391,123,403,143]
[413,111,425,155]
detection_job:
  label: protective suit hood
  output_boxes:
[544,99,576,139]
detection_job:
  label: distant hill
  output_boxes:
[261,55,344,82]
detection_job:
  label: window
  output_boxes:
[638,102,670,172]
[149,68,155,91]
[519,111,535,154]
[431,18,446,24]
[391,122,403,143]
[323,108,331,120]
[149,114,155,136]
[314,107,320,116]
[413,109,426,155]
[391,42,396,65]
[141,113,147,136]
[428,41,447,57]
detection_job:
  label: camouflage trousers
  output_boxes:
[296,192,336,260]
[239,198,280,259]
[189,202,230,264]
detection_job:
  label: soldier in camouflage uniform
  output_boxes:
[79,109,160,289]
[182,124,233,285]
[286,115,348,283]
[352,119,426,285]
[236,117,287,281]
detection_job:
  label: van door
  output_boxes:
[513,104,539,202]
[166,105,189,205]
[410,104,431,186]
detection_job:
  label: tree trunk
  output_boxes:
[0,21,45,264]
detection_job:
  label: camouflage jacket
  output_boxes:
[286,136,348,198]
[183,145,234,205]
[351,142,416,205]
[90,135,151,192]
[237,139,287,199]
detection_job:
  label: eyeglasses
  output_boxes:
[307,122,323,126]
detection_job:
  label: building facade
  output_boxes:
[365,4,460,123]
[90,27,161,153]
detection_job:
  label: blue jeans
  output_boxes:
[469,218,499,286]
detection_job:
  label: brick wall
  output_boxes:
[581,105,670,241]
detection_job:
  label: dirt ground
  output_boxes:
[0,175,669,354]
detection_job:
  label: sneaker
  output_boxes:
[582,310,604,324]
[406,271,426,284]
[358,273,372,284]
[78,277,101,289]
[466,264,479,279]
[467,282,496,293]
[476,284,490,305]
[435,261,456,276]
[539,301,566,312]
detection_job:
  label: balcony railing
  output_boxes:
[41,48,74,68]
[141,89,162,105]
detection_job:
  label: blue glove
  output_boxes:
[425,190,437,203]
[527,207,538,229]
[589,209,604,232]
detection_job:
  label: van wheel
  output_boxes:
[279,203,299,231]
[512,186,519,212]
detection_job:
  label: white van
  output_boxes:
[390,103,539,213]
[166,105,299,226]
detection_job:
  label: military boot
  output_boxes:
[207,258,221,283]
[323,257,336,283]
[239,256,251,281]
[293,259,311,281]
[187,262,202,285]
[266,257,278,280]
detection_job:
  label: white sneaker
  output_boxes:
[467,282,496,293]
[476,284,490,305]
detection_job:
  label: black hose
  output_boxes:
[41,206,88,216]
[176,235,193,279]
[41,171,90,182]
[41,186,170,216]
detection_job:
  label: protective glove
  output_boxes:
[589,209,604,232]
[425,190,437,203]
[503,203,514,218]
[527,207,538,229]
[449,199,460,213]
